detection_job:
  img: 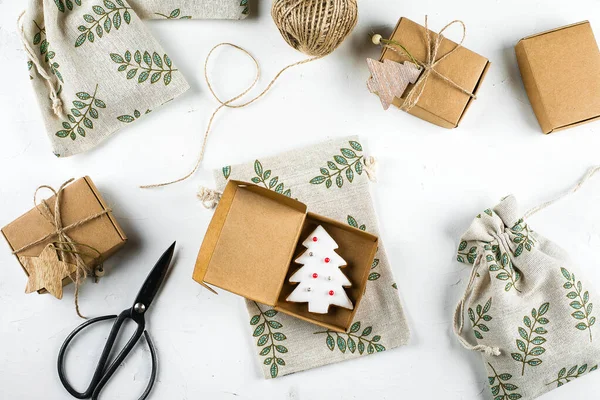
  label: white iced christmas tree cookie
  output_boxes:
[286,225,354,314]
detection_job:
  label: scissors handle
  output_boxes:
[57,310,157,400]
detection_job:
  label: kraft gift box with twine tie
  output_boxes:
[1,177,127,318]
[453,167,600,399]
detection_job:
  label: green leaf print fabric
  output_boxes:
[128,0,250,20]
[454,195,600,399]
[213,136,410,378]
[22,0,190,157]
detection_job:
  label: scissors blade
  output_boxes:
[133,241,175,311]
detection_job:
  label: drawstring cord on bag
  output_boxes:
[17,10,65,119]
[197,187,223,209]
[363,156,378,182]
[524,166,600,219]
[453,253,502,356]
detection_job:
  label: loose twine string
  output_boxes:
[12,179,111,318]
[142,0,358,188]
[379,16,477,112]
[140,44,322,189]
[524,166,600,219]
[17,11,65,119]
[453,166,600,356]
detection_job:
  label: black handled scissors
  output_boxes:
[57,242,176,400]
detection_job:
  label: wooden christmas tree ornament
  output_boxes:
[367,58,422,110]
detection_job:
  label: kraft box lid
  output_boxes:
[515,21,600,133]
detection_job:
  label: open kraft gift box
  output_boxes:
[193,180,378,332]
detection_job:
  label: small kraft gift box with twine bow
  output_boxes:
[373,17,490,128]
[1,177,126,317]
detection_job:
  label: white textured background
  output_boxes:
[1,0,600,399]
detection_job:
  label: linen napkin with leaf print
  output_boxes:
[21,0,189,157]
[213,135,410,379]
[127,0,250,20]
[454,196,600,399]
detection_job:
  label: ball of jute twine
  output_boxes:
[272,0,358,57]
[141,0,358,189]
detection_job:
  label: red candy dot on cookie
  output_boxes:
[329,290,335,296]
[312,236,318,242]
[324,257,330,263]
[312,273,318,278]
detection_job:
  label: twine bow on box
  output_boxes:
[11,179,110,318]
[369,16,477,112]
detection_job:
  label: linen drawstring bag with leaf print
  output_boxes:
[127,0,250,20]
[453,166,600,400]
[204,136,410,379]
[19,0,190,157]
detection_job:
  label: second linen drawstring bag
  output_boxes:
[453,167,600,399]
[20,0,190,157]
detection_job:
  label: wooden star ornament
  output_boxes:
[18,244,77,299]
[367,59,422,110]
